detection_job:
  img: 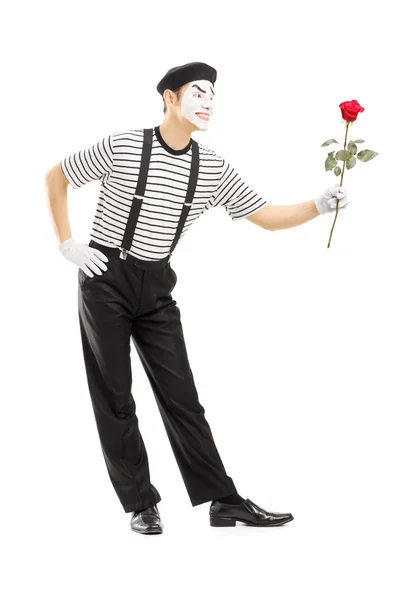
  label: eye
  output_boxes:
[194,93,202,98]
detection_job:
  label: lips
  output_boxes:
[196,112,210,121]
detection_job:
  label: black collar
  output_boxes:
[154,125,192,155]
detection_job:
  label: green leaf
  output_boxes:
[335,149,352,161]
[346,156,356,169]
[334,166,342,176]
[325,154,338,171]
[353,139,366,143]
[357,149,379,162]
[321,138,340,147]
[347,141,357,155]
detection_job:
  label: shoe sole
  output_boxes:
[130,528,163,534]
[210,515,294,527]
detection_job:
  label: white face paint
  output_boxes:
[180,80,215,130]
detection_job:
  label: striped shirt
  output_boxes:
[60,125,268,261]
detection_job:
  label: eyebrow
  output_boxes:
[192,84,215,97]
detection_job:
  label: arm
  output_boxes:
[245,199,320,231]
[211,156,349,231]
[44,133,114,275]
[44,133,114,244]
[246,184,349,231]
[44,163,72,244]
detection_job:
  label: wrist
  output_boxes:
[313,196,325,216]
[59,237,74,251]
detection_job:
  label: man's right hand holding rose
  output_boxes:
[314,184,350,215]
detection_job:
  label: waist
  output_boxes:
[88,240,171,271]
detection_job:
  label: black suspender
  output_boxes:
[168,139,199,258]
[119,127,200,261]
[119,128,153,259]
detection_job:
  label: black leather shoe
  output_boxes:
[130,505,163,534]
[209,498,294,527]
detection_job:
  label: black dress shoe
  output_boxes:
[209,498,294,527]
[130,505,163,534]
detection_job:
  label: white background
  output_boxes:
[2,0,399,598]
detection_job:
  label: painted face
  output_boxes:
[180,80,215,130]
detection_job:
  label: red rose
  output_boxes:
[339,99,365,122]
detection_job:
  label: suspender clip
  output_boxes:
[119,248,128,260]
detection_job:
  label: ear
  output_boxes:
[163,89,172,106]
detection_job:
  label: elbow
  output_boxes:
[44,167,55,185]
[45,163,68,189]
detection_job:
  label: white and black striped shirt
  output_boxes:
[60,125,268,261]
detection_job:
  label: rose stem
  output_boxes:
[327,120,350,248]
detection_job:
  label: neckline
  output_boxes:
[154,125,192,156]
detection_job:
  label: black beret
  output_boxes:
[156,61,217,97]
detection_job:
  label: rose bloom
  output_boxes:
[339,100,365,122]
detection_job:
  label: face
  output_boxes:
[179,80,215,130]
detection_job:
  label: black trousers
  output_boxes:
[77,241,237,513]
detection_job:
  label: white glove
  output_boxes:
[59,237,109,277]
[314,184,350,215]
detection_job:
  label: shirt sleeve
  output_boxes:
[211,158,268,220]
[59,134,114,189]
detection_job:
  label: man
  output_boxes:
[45,61,349,535]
